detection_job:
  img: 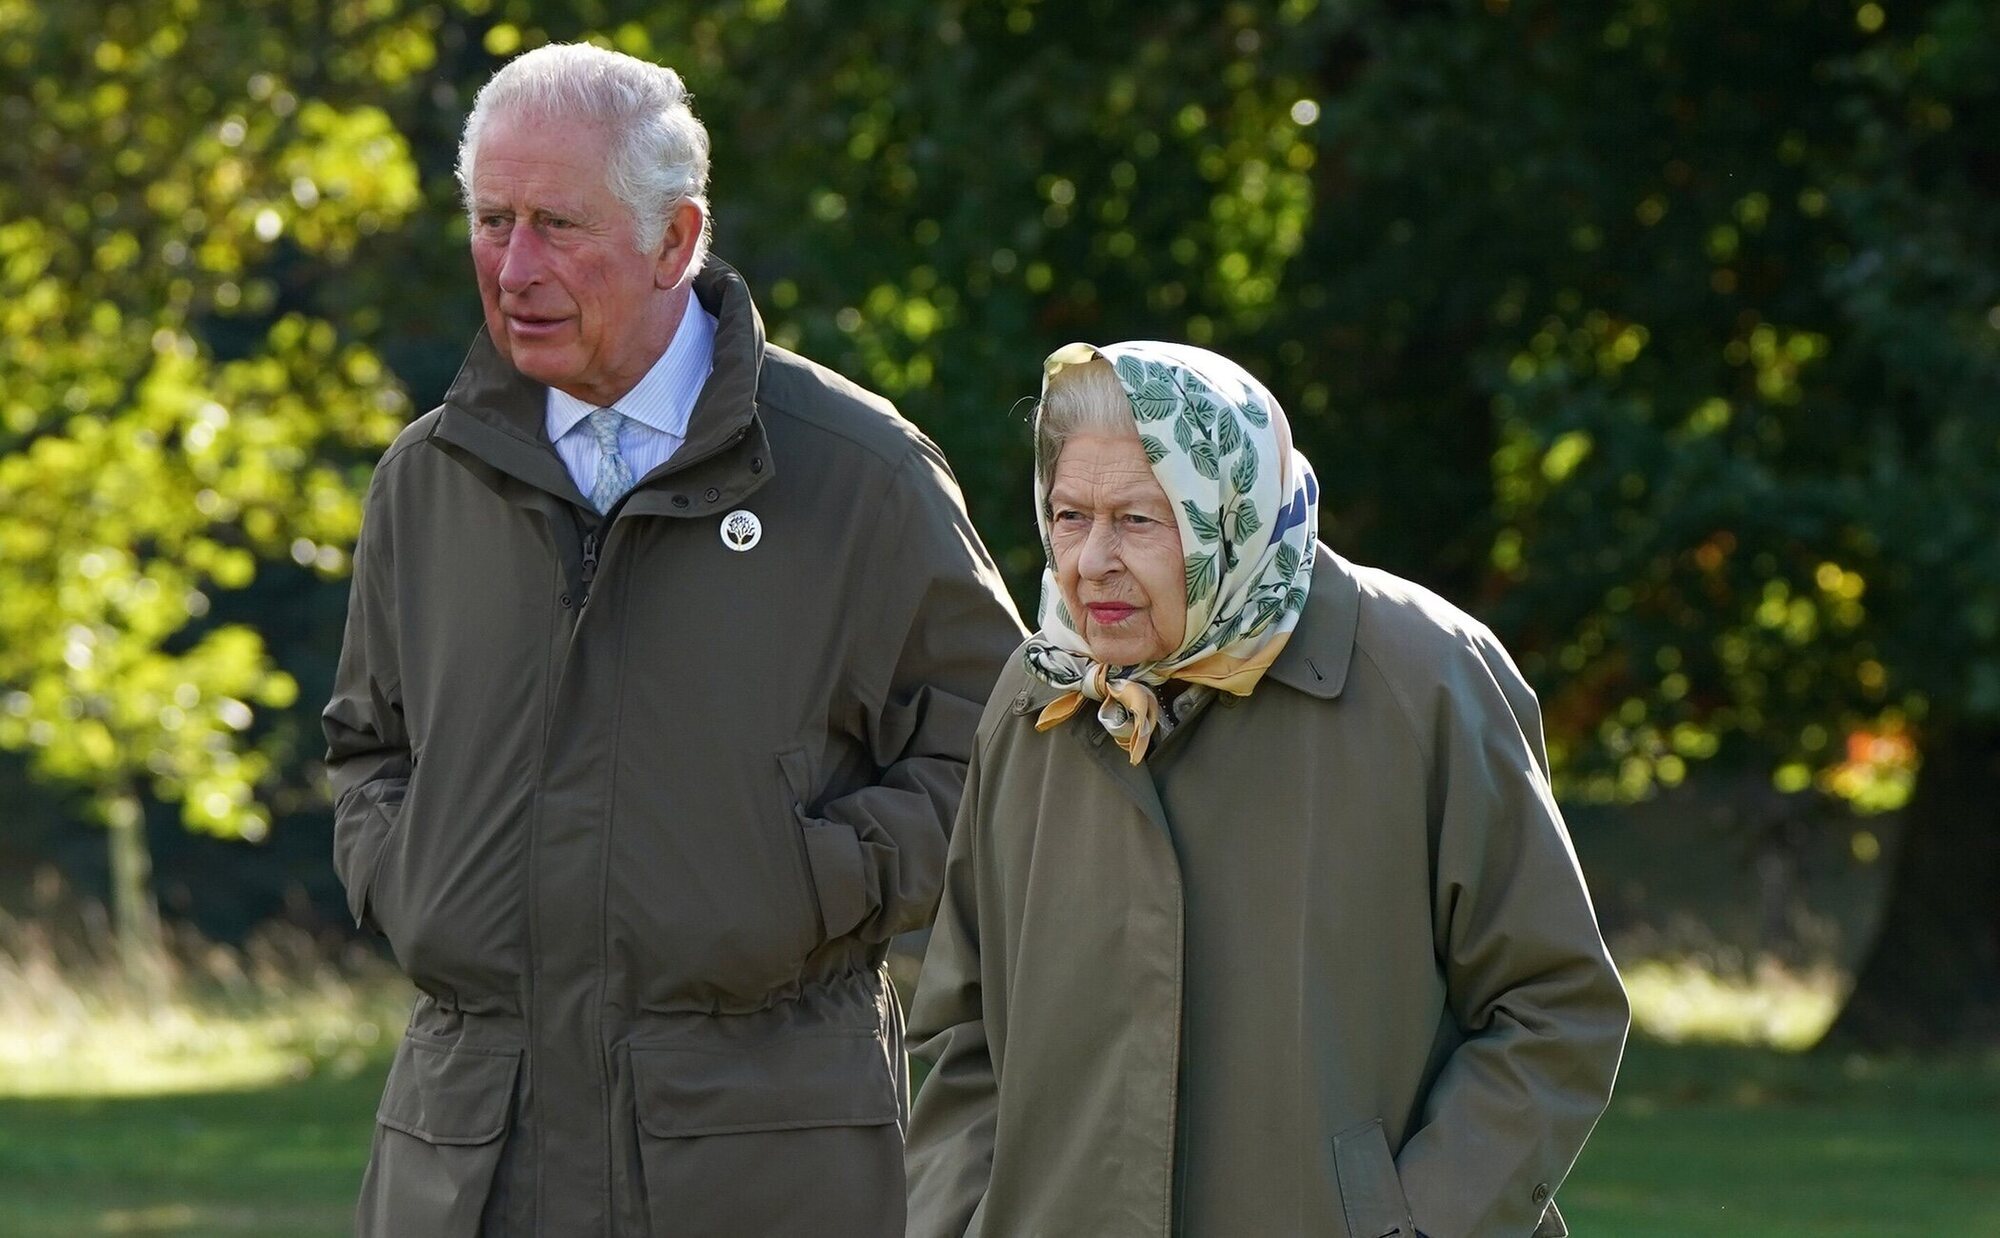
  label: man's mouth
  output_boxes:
[505,312,566,335]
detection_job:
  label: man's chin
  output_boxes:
[501,343,579,388]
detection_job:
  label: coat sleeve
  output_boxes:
[1395,628,1630,1238]
[902,742,999,1238]
[793,440,1025,945]
[320,471,411,933]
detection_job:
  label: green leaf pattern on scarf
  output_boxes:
[1185,550,1218,608]
[1231,446,1257,494]
[1116,353,1179,422]
[1182,500,1222,545]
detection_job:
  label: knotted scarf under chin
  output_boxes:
[1034,664,1166,764]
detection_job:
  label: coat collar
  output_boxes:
[428,258,775,518]
[1263,542,1359,700]
[1012,541,1359,717]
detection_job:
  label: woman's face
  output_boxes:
[1048,426,1188,666]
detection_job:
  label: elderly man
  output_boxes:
[323,44,1023,1238]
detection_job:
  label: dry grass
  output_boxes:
[1609,909,1849,1051]
[0,903,410,1097]
[1621,955,1845,1050]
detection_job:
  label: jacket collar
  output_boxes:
[428,258,775,518]
[1012,541,1359,717]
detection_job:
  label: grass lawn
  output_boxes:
[1561,1042,2000,1237]
[0,1063,381,1236]
[0,1040,1995,1235]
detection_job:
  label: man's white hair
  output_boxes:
[456,42,712,272]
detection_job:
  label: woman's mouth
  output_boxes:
[1086,603,1138,624]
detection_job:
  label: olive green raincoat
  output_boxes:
[324,260,1023,1237]
[906,545,1628,1238]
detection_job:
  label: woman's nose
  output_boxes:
[1077,520,1122,579]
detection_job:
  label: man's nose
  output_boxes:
[496,228,544,294]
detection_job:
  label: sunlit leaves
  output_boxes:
[0,0,417,842]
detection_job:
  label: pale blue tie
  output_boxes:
[587,407,634,513]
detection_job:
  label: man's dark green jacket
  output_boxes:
[323,260,1024,1237]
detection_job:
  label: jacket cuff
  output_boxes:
[800,818,871,942]
[334,778,405,933]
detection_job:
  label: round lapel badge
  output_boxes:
[720,509,762,552]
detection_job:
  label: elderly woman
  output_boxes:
[903,342,1628,1238]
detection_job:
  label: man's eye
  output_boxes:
[477,215,509,229]
[545,216,574,229]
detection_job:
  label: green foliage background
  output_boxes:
[2,0,1995,943]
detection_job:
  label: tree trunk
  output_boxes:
[104,791,166,1005]
[1822,723,2000,1050]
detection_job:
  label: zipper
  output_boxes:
[563,421,749,610]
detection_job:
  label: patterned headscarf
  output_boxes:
[1023,341,1320,763]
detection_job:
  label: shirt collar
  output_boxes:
[545,298,719,442]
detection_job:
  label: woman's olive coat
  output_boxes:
[905,545,1629,1238]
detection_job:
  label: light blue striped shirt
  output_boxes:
[546,301,718,502]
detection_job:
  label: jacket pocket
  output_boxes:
[782,745,874,944]
[356,1037,520,1238]
[1332,1118,1416,1238]
[630,1031,903,1237]
[333,776,406,932]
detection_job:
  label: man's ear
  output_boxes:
[654,200,704,289]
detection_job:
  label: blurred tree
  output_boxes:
[0,0,425,982]
[6,0,1995,1045]
[1281,0,1998,1047]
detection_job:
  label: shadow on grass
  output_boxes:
[0,1058,388,1237]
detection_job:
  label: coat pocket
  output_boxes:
[780,745,874,945]
[630,1032,903,1237]
[1332,1118,1416,1238]
[356,1037,520,1238]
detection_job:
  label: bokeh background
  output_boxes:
[2,1,1997,1234]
